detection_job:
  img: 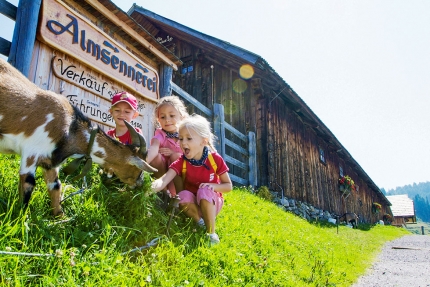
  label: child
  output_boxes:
[146,96,189,196]
[107,91,142,144]
[151,114,232,245]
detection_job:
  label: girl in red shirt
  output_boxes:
[106,92,142,144]
[152,114,232,245]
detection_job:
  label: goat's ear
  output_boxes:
[129,157,157,173]
[124,120,148,159]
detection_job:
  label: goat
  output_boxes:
[338,213,360,228]
[0,58,156,216]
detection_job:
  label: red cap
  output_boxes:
[111,92,138,110]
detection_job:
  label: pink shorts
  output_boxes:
[178,186,224,216]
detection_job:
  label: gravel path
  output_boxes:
[352,234,430,287]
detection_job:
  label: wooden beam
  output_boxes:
[248,131,257,187]
[0,36,11,57]
[84,0,178,71]
[159,63,173,97]
[0,0,17,20]
[8,0,41,76]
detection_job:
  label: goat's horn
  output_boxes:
[124,120,148,159]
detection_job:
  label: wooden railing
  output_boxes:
[0,0,17,57]
[171,81,257,187]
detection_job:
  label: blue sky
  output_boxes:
[1,0,429,190]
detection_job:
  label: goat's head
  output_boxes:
[97,121,156,188]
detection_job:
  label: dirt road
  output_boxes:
[351,234,430,287]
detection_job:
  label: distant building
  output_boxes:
[386,194,416,227]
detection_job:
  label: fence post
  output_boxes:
[159,64,173,97]
[248,131,257,187]
[213,104,225,158]
[8,0,42,77]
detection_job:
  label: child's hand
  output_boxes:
[158,147,173,157]
[199,183,215,191]
[151,179,164,192]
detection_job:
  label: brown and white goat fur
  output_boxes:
[338,213,360,229]
[0,58,156,216]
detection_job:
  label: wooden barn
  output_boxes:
[128,4,390,223]
[0,0,390,223]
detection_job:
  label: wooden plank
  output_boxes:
[83,0,178,71]
[0,36,10,57]
[225,154,247,170]
[171,81,212,117]
[248,131,257,187]
[0,0,17,20]
[229,173,247,186]
[8,0,41,77]
[225,138,247,155]
[213,103,225,157]
[159,64,173,97]
[224,122,247,142]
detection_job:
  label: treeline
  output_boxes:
[382,181,430,222]
[413,194,430,222]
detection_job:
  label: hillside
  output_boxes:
[0,154,409,286]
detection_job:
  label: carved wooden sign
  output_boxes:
[51,56,147,130]
[37,0,159,101]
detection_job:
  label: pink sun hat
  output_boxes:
[111,91,138,110]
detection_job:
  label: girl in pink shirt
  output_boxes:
[146,96,189,196]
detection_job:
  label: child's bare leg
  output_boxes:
[179,203,200,222]
[173,175,183,194]
[200,199,216,233]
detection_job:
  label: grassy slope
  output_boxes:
[0,154,409,286]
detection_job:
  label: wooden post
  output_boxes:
[213,104,225,158]
[8,0,41,76]
[159,64,173,97]
[248,131,257,187]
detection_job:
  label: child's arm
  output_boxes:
[199,172,232,194]
[146,138,161,164]
[151,168,177,192]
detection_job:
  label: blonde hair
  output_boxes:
[178,114,217,151]
[153,95,188,128]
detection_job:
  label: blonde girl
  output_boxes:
[152,114,232,245]
[146,96,188,196]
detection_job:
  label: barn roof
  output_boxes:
[386,195,415,217]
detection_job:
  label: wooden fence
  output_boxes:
[171,82,257,187]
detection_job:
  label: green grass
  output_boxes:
[405,219,430,235]
[0,154,410,286]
